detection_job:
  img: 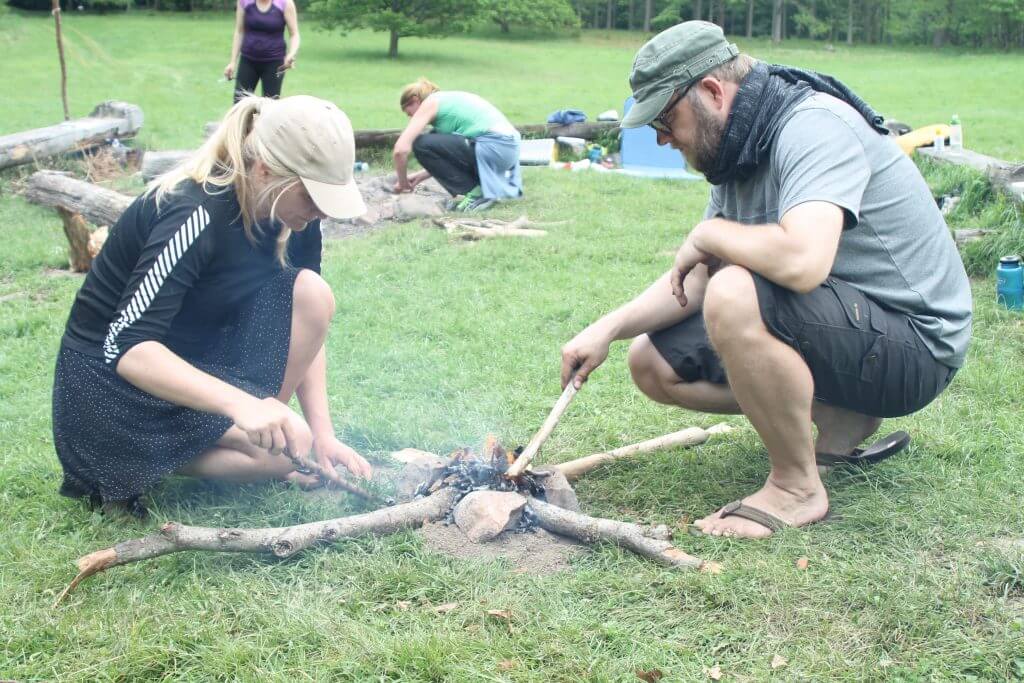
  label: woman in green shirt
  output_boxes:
[392,78,523,212]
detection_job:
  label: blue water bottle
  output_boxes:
[996,255,1023,310]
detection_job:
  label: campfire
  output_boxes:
[53,421,731,606]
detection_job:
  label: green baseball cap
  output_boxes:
[621,21,739,129]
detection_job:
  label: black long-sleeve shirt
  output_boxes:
[61,180,321,367]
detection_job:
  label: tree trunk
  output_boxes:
[627,0,634,30]
[694,0,702,21]
[57,208,93,272]
[606,0,614,29]
[847,0,855,45]
[388,30,399,58]
[771,0,783,43]
[499,18,510,33]
[0,101,143,171]
[746,0,754,37]
[715,0,725,27]
[24,171,133,227]
[643,0,652,30]
[781,0,787,39]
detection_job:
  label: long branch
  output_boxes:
[528,498,705,570]
[554,423,734,482]
[55,489,458,606]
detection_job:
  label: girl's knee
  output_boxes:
[293,269,336,325]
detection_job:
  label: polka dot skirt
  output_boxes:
[52,268,299,506]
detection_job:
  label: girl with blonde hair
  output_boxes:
[393,78,523,212]
[52,95,371,517]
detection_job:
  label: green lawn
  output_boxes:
[2,9,1024,681]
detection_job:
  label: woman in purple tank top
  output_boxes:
[224,0,300,103]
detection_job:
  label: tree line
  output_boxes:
[10,0,1024,53]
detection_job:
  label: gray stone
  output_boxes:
[534,468,580,512]
[390,448,446,500]
[453,491,527,543]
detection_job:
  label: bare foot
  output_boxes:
[694,476,829,538]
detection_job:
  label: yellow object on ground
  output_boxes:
[895,124,951,155]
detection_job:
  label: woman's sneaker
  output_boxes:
[458,197,495,213]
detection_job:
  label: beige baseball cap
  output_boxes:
[253,95,367,220]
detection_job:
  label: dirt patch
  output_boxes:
[419,521,582,574]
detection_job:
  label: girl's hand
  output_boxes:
[230,396,313,460]
[314,436,373,479]
[223,63,235,80]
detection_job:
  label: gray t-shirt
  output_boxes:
[706,93,972,367]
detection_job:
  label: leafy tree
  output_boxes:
[308,0,485,57]
[484,0,580,34]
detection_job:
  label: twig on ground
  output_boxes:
[53,489,459,607]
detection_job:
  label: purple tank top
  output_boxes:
[240,0,287,63]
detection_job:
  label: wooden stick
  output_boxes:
[282,449,382,504]
[506,382,578,478]
[54,488,459,606]
[554,423,734,482]
[57,208,93,272]
[51,0,69,121]
[528,498,705,570]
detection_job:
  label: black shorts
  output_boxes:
[648,274,957,418]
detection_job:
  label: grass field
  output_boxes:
[2,8,1024,681]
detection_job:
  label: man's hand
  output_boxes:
[392,180,413,194]
[314,435,372,479]
[670,228,718,308]
[561,324,614,389]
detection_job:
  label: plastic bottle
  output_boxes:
[932,129,945,153]
[948,114,963,151]
[996,255,1023,311]
[353,161,369,173]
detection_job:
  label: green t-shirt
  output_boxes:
[430,91,512,139]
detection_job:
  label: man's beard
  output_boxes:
[687,96,726,176]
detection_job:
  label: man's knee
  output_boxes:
[293,269,336,329]
[628,335,674,402]
[703,266,760,341]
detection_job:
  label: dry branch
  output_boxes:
[431,215,548,240]
[24,170,133,227]
[55,488,459,606]
[0,102,143,171]
[527,498,704,570]
[506,382,578,478]
[282,449,381,504]
[555,423,734,482]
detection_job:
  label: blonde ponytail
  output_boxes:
[151,96,299,262]
[399,77,440,108]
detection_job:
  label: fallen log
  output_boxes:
[54,487,460,606]
[917,147,1024,206]
[554,423,734,482]
[24,170,132,227]
[0,101,143,171]
[140,150,192,182]
[431,215,553,240]
[203,120,619,147]
[954,228,992,247]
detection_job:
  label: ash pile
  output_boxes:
[321,174,449,239]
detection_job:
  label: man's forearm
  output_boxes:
[598,268,707,341]
[690,211,839,293]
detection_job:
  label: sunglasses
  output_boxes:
[649,86,689,134]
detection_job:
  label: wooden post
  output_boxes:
[51,0,70,121]
[57,208,92,272]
